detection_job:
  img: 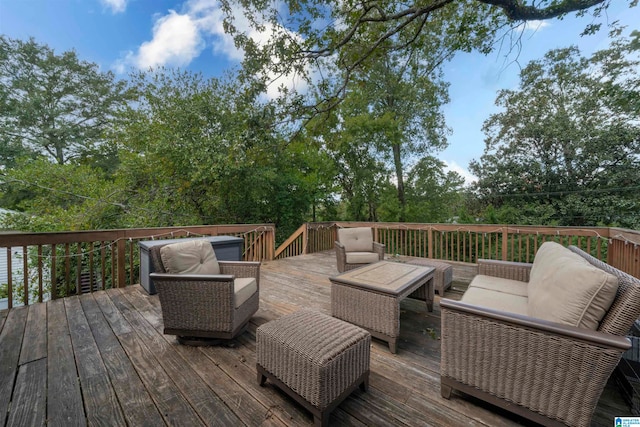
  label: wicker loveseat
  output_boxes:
[148,239,260,345]
[440,242,640,427]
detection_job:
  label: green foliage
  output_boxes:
[0,36,133,167]
[112,68,322,241]
[220,0,623,120]
[1,159,123,231]
[470,32,640,227]
[404,157,465,222]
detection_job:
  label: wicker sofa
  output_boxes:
[440,242,640,427]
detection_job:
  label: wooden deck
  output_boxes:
[0,251,632,426]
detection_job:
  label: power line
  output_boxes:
[480,185,640,198]
[0,173,185,221]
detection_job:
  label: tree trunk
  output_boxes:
[392,143,406,221]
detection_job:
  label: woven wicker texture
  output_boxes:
[149,242,260,338]
[334,241,385,273]
[331,282,399,337]
[405,258,453,295]
[478,259,532,282]
[256,310,370,410]
[155,278,259,334]
[441,244,640,427]
[441,308,622,426]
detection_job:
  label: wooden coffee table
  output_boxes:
[330,261,435,353]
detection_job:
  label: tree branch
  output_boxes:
[478,0,607,20]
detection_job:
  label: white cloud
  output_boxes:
[520,20,550,32]
[135,11,203,69]
[115,0,308,99]
[443,160,477,186]
[101,0,127,14]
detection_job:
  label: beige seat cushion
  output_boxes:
[338,227,374,252]
[528,241,618,330]
[346,252,380,264]
[461,286,528,316]
[160,239,220,275]
[468,275,528,297]
[234,277,257,308]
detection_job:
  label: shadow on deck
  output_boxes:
[0,250,632,426]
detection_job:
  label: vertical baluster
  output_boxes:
[65,243,71,296]
[38,246,43,303]
[51,244,57,300]
[129,240,134,286]
[76,243,82,295]
[23,246,29,306]
[101,242,107,290]
[89,243,96,291]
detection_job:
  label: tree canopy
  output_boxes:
[0,36,132,167]
[220,0,626,119]
[1,3,638,238]
[470,30,640,227]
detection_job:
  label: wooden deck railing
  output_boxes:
[275,222,640,279]
[3,221,639,309]
[0,224,275,309]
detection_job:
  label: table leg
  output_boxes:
[426,277,434,312]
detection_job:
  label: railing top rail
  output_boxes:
[332,221,612,236]
[609,227,640,246]
[0,224,275,247]
[274,223,307,259]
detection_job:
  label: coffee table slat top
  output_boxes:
[330,261,434,295]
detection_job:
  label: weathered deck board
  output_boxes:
[0,309,7,333]
[46,299,86,427]
[8,358,47,426]
[19,303,47,365]
[105,289,209,426]
[0,251,633,426]
[80,294,165,426]
[0,307,28,422]
[65,296,127,427]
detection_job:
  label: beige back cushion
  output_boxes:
[338,227,374,252]
[160,239,220,275]
[528,242,618,330]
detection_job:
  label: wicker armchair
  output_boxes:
[440,245,640,427]
[334,227,385,273]
[148,240,260,345]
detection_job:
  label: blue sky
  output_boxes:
[1,0,638,183]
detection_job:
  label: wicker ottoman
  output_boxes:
[256,310,371,427]
[406,258,453,295]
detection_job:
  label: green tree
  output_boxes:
[0,36,132,167]
[0,159,123,231]
[115,69,318,240]
[470,32,640,227]
[405,156,465,222]
[340,53,450,221]
[306,97,391,221]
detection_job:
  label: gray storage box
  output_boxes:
[139,236,244,295]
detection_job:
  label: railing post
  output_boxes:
[427,228,433,259]
[302,223,308,255]
[502,227,509,261]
